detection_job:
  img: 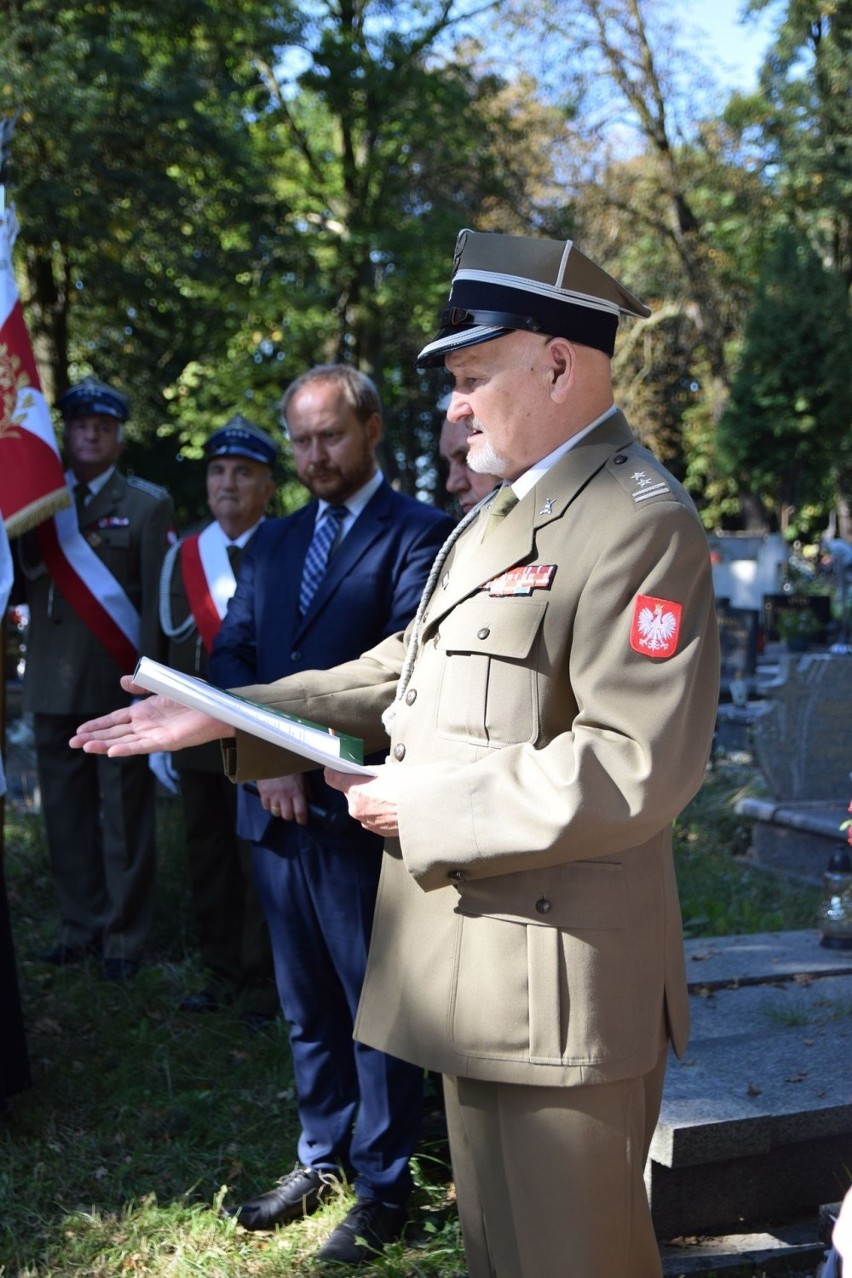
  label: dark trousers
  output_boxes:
[252,822,423,1205]
[0,843,30,1103]
[34,712,156,962]
[178,769,274,1006]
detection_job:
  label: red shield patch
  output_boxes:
[630,594,683,659]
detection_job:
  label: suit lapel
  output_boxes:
[293,483,390,634]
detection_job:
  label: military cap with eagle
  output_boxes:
[203,413,279,468]
[416,229,650,367]
[58,376,130,422]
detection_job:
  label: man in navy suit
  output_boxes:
[209,365,453,1266]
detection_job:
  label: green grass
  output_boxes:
[0,797,461,1277]
[0,762,826,1276]
[674,764,822,937]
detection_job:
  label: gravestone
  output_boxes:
[752,653,852,801]
[716,603,759,698]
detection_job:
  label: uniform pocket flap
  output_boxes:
[455,860,626,930]
[441,596,547,660]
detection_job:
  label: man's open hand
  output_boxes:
[70,675,230,757]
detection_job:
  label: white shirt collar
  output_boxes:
[214,516,265,549]
[66,465,115,498]
[510,405,618,501]
[316,468,383,529]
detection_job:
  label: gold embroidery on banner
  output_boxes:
[0,340,32,440]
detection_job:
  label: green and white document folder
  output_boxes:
[133,656,373,775]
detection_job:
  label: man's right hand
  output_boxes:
[256,774,309,824]
[70,675,232,757]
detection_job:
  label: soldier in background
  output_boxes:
[17,376,176,980]
[159,416,278,1023]
[437,392,499,515]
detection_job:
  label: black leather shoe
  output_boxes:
[100,958,139,981]
[316,1199,407,1265]
[227,1166,341,1230]
[40,941,99,966]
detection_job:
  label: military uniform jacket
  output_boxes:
[223,413,720,1089]
[18,470,175,716]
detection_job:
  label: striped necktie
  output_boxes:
[299,504,347,614]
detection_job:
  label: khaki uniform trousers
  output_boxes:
[443,1044,667,1278]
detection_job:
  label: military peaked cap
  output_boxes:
[417,230,650,367]
[58,376,130,422]
[203,414,278,467]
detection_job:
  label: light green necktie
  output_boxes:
[480,485,519,539]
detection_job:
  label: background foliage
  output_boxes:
[2,0,851,533]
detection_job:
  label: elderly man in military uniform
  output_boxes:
[159,415,278,1022]
[72,231,719,1275]
[18,376,176,980]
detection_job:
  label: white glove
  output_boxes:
[149,751,180,795]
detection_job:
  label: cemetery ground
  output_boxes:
[0,755,833,1278]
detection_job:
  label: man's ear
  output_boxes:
[365,411,383,448]
[546,338,576,403]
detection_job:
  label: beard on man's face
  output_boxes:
[467,425,507,478]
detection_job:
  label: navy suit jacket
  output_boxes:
[209,478,453,846]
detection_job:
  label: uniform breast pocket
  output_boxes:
[92,526,133,573]
[93,526,132,555]
[435,597,546,747]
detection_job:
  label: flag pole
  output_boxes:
[0,111,18,217]
[0,110,31,1104]
[0,114,17,858]
[1,111,21,857]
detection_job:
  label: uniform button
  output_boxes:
[448,870,464,882]
[393,742,406,761]
[290,650,301,662]
[477,627,490,640]
[535,897,552,914]
[405,688,417,705]
[613,454,627,465]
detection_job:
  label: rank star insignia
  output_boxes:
[540,497,555,515]
[630,594,682,659]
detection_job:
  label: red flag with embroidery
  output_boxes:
[0,204,69,536]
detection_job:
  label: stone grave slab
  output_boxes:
[752,653,852,800]
[737,796,850,884]
[649,931,852,1239]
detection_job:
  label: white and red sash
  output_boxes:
[178,522,238,653]
[36,496,141,674]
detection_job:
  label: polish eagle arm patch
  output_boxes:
[630,593,683,658]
